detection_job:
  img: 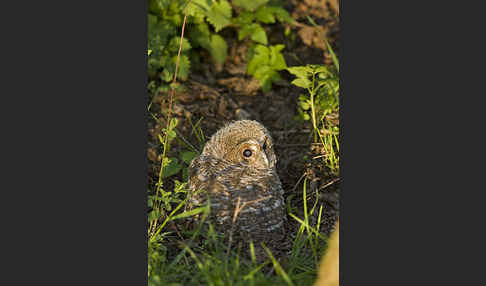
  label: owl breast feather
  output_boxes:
[188,155,286,236]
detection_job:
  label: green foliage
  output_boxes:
[287,64,339,126]
[232,2,291,45]
[287,48,340,174]
[247,44,287,92]
[148,3,191,82]
[189,22,228,65]
[233,0,269,12]
[149,0,293,92]
[148,0,230,85]
[186,0,232,32]
[232,1,292,91]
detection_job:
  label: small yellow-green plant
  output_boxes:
[287,42,340,174]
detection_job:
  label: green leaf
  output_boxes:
[302,112,310,121]
[185,0,211,16]
[188,22,211,48]
[169,117,178,130]
[291,78,312,89]
[171,55,191,81]
[269,44,286,70]
[237,23,253,40]
[233,0,268,12]
[287,66,312,79]
[272,6,293,23]
[250,24,268,45]
[207,34,228,65]
[167,129,177,141]
[314,65,329,74]
[160,69,172,82]
[300,100,310,110]
[162,157,183,178]
[168,37,192,53]
[253,66,280,92]
[247,44,287,91]
[232,11,254,26]
[247,45,269,75]
[181,151,198,164]
[255,6,276,23]
[205,0,232,32]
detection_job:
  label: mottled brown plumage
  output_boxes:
[187,120,286,257]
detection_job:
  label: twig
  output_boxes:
[319,177,340,191]
[291,173,307,193]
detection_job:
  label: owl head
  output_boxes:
[201,120,277,170]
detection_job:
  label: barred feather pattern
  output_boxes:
[187,120,286,245]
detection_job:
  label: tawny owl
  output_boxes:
[187,120,286,252]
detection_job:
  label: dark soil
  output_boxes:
[148,0,340,256]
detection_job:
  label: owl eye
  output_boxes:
[243,149,252,157]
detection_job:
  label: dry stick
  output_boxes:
[319,177,340,191]
[291,173,307,194]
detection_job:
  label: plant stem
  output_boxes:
[310,72,318,143]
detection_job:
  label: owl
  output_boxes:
[187,120,286,253]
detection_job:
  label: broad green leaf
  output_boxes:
[314,65,329,74]
[160,69,172,82]
[185,0,211,16]
[207,34,228,65]
[255,6,276,23]
[253,44,270,56]
[181,151,198,164]
[169,117,178,130]
[291,78,312,89]
[247,45,270,73]
[162,157,183,178]
[167,129,177,141]
[254,67,280,92]
[287,66,312,79]
[272,6,293,23]
[232,11,254,26]
[188,22,211,48]
[250,24,268,45]
[269,44,287,70]
[239,24,268,44]
[168,37,192,53]
[300,100,310,110]
[233,0,268,12]
[171,55,191,80]
[247,52,268,75]
[205,0,232,32]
